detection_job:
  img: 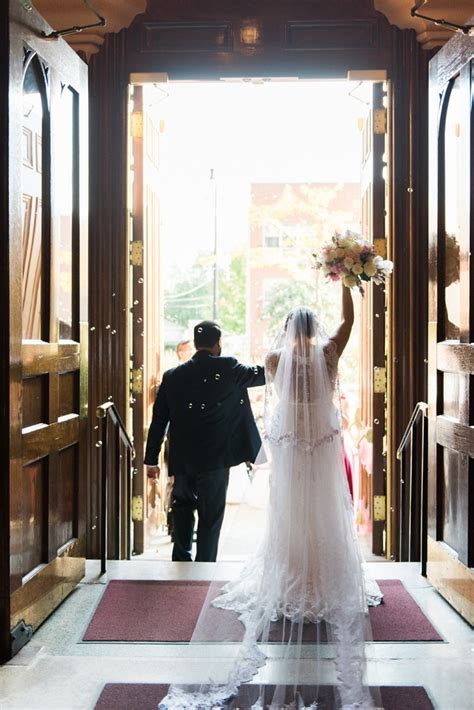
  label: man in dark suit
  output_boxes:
[144,320,265,562]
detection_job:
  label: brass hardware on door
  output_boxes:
[374,495,386,521]
[374,366,386,393]
[131,368,143,394]
[130,111,143,139]
[373,108,387,134]
[130,240,143,266]
[132,496,143,521]
[374,238,387,258]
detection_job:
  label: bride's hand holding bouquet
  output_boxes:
[313,232,393,294]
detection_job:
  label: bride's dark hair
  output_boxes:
[284,307,316,339]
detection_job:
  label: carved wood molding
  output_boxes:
[31,1,473,58]
[31,1,146,58]
[375,1,473,49]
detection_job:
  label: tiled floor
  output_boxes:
[0,561,472,709]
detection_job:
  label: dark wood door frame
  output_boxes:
[0,0,10,666]
[86,2,429,562]
[360,82,389,556]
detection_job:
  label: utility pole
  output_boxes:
[210,168,218,320]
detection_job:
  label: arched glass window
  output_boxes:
[57,85,75,340]
[443,76,462,341]
[22,56,47,340]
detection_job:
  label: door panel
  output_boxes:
[4,0,88,659]
[428,34,473,624]
[129,82,164,554]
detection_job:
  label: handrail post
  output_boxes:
[399,452,404,561]
[97,401,134,573]
[100,413,108,575]
[408,433,414,561]
[126,447,132,560]
[396,402,428,565]
[420,412,428,577]
[115,425,121,558]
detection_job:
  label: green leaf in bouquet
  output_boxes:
[361,273,370,282]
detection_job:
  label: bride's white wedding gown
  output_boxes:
[160,310,383,709]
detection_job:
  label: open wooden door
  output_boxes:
[1,1,88,661]
[359,81,389,557]
[128,81,164,554]
[427,33,474,624]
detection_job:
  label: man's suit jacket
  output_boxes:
[144,350,265,476]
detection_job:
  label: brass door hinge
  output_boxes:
[374,238,387,258]
[373,108,387,134]
[132,495,143,521]
[130,240,143,266]
[374,495,386,521]
[131,368,143,394]
[130,111,143,139]
[374,366,386,393]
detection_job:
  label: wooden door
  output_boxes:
[427,34,474,624]
[1,1,88,660]
[129,82,164,554]
[359,82,389,557]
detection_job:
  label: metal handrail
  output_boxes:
[96,402,135,574]
[396,402,428,460]
[396,401,428,575]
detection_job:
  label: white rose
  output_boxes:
[352,264,363,275]
[374,255,384,266]
[343,275,358,288]
[343,257,354,269]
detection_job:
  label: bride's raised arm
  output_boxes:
[329,283,354,357]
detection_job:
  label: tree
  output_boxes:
[262,280,317,337]
[248,183,361,280]
[164,253,247,335]
[217,254,247,335]
[164,262,213,329]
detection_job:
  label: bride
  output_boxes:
[160,285,383,709]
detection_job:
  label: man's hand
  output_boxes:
[147,465,160,479]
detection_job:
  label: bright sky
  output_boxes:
[150,80,371,276]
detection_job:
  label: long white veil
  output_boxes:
[160,307,381,709]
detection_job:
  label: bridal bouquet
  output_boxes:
[313,232,393,294]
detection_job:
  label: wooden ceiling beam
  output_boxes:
[31,1,473,59]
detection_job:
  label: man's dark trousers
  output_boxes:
[171,468,229,562]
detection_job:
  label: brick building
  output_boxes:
[248,182,360,359]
